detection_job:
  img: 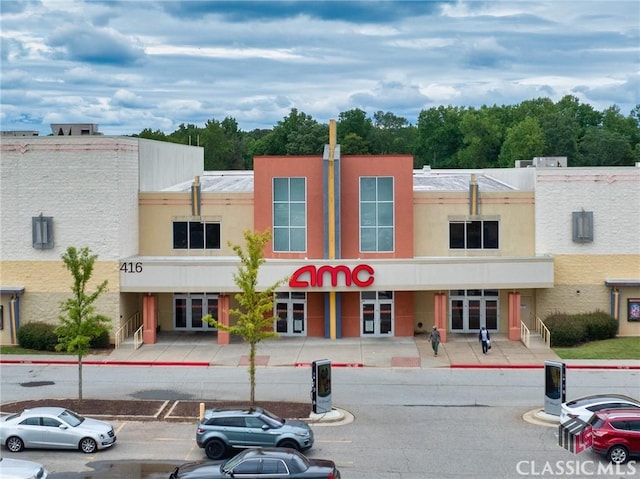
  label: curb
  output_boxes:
[0,359,211,367]
[1,359,636,370]
[450,363,640,370]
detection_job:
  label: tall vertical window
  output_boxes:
[273,177,306,252]
[360,177,394,252]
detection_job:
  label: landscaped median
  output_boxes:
[0,399,313,422]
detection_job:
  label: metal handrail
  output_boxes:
[114,312,142,349]
[535,316,551,348]
[520,321,531,348]
[133,325,144,350]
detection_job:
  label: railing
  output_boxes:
[535,316,551,348]
[133,325,144,350]
[520,321,531,348]
[114,312,142,349]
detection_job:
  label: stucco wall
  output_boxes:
[413,190,535,257]
[138,192,253,256]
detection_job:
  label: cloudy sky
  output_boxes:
[1,0,638,136]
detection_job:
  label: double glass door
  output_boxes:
[274,292,306,336]
[361,291,394,336]
[450,290,498,332]
[174,293,217,330]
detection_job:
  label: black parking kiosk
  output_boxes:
[544,360,566,416]
[311,359,332,414]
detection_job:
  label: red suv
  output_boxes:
[590,408,640,464]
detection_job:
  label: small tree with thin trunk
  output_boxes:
[55,246,111,401]
[204,230,285,405]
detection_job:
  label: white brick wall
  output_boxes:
[535,168,640,255]
[0,137,140,261]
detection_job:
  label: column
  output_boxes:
[508,291,521,341]
[434,292,447,343]
[217,294,230,345]
[142,294,157,344]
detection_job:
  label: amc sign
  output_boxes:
[289,264,374,288]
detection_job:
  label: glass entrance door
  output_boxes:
[274,292,306,336]
[450,290,499,332]
[174,293,217,330]
[361,291,394,336]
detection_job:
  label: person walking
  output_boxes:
[429,325,441,356]
[478,326,491,354]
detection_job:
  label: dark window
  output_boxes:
[449,220,499,249]
[173,221,221,250]
[20,417,40,426]
[262,459,288,474]
[210,417,245,427]
[233,459,261,474]
[42,417,61,427]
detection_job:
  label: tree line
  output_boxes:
[134,95,640,170]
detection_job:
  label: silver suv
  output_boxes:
[195,407,314,460]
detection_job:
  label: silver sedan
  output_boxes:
[0,407,116,453]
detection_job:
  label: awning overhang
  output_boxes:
[605,279,640,287]
[0,286,25,295]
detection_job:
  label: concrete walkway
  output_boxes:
[3,332,637,369]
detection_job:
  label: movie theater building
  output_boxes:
[2,126,639,346]
[123,139,640,344]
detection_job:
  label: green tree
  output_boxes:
[337,108,373,150]
[578,127,634,166]
[340,132,370,154]
[204,230,286,405]
[415,105,464,168]
[456,106,504,168]
[498,117,546,167]
[250,109,326,155]
[539,112,579,163]
[55,246,111,401]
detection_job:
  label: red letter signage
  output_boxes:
[289,264,374,288]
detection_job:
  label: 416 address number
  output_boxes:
[120,262,143,273]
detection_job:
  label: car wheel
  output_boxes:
[204,439,226,460]
[277,439,300,451]
[608,445,629,465]
[6,436,24,452]
[80,437,98,453]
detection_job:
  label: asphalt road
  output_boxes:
[1,364,639,478]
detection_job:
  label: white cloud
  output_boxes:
[0,0,638,136]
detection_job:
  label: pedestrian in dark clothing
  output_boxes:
[479,326,490,354]
[429,326,441,356]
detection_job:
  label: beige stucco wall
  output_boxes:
[414,191,535,257]
[536,254,640,336]
[138,192,254,256]
[0,261,120,345]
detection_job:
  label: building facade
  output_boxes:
[1,127,638,347]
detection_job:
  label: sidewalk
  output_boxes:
[2,333,637,369]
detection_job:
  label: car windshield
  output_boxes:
[58,409,85,427]
[261,409,285,427]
